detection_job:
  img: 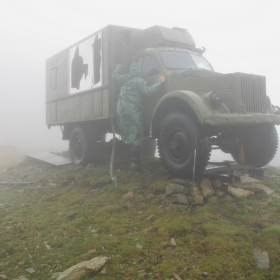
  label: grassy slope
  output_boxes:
[1,155,280,279]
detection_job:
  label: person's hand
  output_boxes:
[159,76,165,83]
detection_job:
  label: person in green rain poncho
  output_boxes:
[112,63,165,171]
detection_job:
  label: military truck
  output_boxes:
[46,25,280,176]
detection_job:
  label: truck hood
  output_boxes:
[170,69,221,81]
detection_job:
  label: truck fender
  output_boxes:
[151,90,214,134]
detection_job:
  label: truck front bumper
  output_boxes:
[204,113,280,126]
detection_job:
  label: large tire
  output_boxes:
[69,126,90,165]
[231,124,278,167]
[158,112,211,177]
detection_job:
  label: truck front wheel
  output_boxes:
[158,112,211,177]
[69,126,90,165]
[231,124,278,167]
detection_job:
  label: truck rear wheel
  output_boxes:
[231,124,278,167]
[69,126,90,165]
[158,112,211,177]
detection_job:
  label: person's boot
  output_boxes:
[130,145,145,172]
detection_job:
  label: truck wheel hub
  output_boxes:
[169,131,190,160]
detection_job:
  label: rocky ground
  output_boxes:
[1,149,280,280]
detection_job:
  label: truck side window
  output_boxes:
[142,56,150,75]
[149,57,160,76]
[135,55,160,76]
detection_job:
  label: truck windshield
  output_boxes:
[160,51,212,71]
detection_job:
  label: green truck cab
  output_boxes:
[46,25,280,176]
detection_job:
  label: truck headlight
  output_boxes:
[209,91,224,109]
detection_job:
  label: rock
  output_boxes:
[170,238,176,246]
[172,179,192,187]
[211,179,222,189]
[18,276,29,280]
[58,256,110,280]
[136,242,143,250]
[165,183,189,196]
[26,267,36,274]
[66,212,79,219]
[88,249,96,253]
[171,194,189,205]
[240,175,273,195]
[228,186,253,198]
[0,274,7,279]
[145,214,154,221]
[122,191,134,200]
[90,229,98,233]
[189,186,204,205]
[138,270,147,277]
[253,248,269,268]
[215,190,225,197]
[174,274,182,280]
[200,179,215,198]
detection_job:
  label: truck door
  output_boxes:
[135,55,161,136]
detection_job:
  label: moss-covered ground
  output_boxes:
[1,152,280,279]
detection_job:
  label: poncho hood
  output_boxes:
[128,63,145,79]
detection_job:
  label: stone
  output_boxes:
[136,243,143,250]
[122,191,134,200]
[0,274,7,279]
[172,179,192,187]
[211,179,222,189]
[174,274,182,280]
[138,270,147,277]
[215,190,225,197]
[58,256,110,280]
[189,186,204,205]
[145,214,154,221]
[171,194,189,205]
[165,183,188,196]
[200,178,215,198]
[66,212,79,219]
[228,186,253,198]
[26,267,36,274]
[240,175,273,195]
[18,277,29,280]
[170,238,176,246]
[253,249,269,268]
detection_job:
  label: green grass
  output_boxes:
[1,157,280,279]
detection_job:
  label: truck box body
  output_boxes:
[46,25,195,126]
[46,25,144,125]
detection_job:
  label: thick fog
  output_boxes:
[1,0,280,164]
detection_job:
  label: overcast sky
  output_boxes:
[1,0,280,164]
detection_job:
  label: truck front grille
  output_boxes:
[241,74,266,113]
